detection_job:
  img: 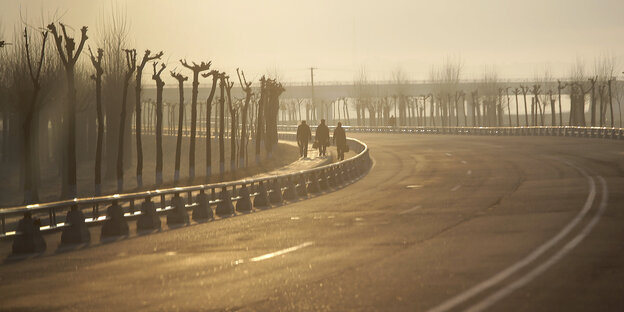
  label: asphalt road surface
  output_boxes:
[1,133,623,311]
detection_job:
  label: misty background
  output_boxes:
[2,0,624,84]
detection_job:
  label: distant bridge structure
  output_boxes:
[143,79,577,104]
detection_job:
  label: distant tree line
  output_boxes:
[0,14,284,205]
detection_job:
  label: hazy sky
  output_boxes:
[2,0,623,83]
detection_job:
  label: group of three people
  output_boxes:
[296,119,348,161]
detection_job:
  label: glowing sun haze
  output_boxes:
[1,0,623,83]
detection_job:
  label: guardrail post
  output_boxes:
[335,165,345,186]
[328,167,337,188]
[137,196,162,231]
[101,200,129,239]
[12,212,46,254]
[269,179,283,204]
[167,193,190,226]
[236,184,252,213]
[307,172,321,194]
[253,181,270,208]
[61,205,91,244]
[297,174,308,197]
[283,177,298,201]
[193,189,214,221]
[319,169,330,190]
[216,187,235,217]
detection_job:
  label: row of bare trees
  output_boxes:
[0,18,284,206]
[343,58,621,128]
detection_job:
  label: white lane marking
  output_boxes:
[250,241,314,262]
[426,161,597,312]
[465,176,608,312]
[406,184,423,189]
[467,170,472,175]
[399,205,422,215]
[461,160,468,164]
[446,153,453,157]
[451,185,461,192]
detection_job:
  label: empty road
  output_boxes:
[1,133,623,311]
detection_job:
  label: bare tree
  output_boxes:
[114,49,136,192]
[134,50,163,188]
[224,75,237,173]
[151,62,166,185]
[200,69,219,180]
[87,47,104,195]
[520,85,530,126]
[180,59,211,180]
[218,72,226,176]
[20,27,48,203]
[557,80,567,126]
[236,68,253,168]
[170,70,187,184]
[47,22,88,198]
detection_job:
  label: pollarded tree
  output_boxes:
[170,70,188,184]
[200,69,220,180]
[513,88,520,126]
[255,76,267,164]
[116,49,137,192]
[520,85,530,126]
[87,47,104,195]
[151,62,166,185]
[224,76,238,172]
[47,22,88,198]
[21,27,49,203]
[134,50,163,188]
[556,80,567,126]
[218,72,226,176]
[531,85,542,126]
[236,68,253,168]
[180,59,211,181]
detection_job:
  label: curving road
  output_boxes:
[1,133,623,311]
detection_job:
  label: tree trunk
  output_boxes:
[95,73,104,195]
[117,71,132,192]
[218,78,226,176]
[174,80,185,184]
[189,72,199,180]
[155,80,164,186]
[205,75,218,179]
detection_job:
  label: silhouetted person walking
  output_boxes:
[333,122,347,161]
[296,120,312,158]
[316,119,330,157]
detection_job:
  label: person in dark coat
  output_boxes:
[296,120,312,158]
[315,119,330,157]
[333,122,347,160]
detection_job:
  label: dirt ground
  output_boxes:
[0,135,299,208]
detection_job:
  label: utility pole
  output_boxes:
[310,67,316,121]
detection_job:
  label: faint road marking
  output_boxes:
[467,170,472,175]
[451,185,461,192]
[465,176,609,312]
[461,160,468,164]
[406,184,423,189]
[250,242,315,262]
[426,161,599,312]
[445,153,453,157]
[399,205,422,215]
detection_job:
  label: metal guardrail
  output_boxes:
[0,133,371,240]
[278,125,624,140]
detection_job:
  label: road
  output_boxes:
[1,133,623,311]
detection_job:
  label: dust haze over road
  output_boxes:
[1,133,623,311]
[2,1,624,311]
